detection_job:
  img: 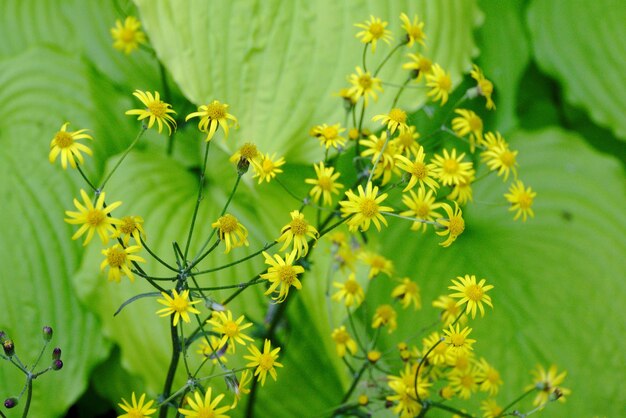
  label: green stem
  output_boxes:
[140,236,178,272]
[191,278,264,292]
[76,165,97,192]
[428,401,475,418]
[366,129,390,184]
[496,388,535,418]
[413,337,444,403]
[194,242,277,275]
[183,141,211,262]
[361,44,368,72]
[21,378,32,418]
[159,319,180,418]
[392,77,412,108]
[99,127,146,191]
[374,42,405,77]
[340,361,369,404]
[346,307,366,353]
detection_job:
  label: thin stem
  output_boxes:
[183,141,211,262]
[428,401,475,418]
[194,242,277,275]
[76,165,97,192]
[340,361,368,404]
[100,127,147,191]
[367,129,390,184]
[413,337,444,403]
[158,319,180,418]
[21,378,33,418]
[496,388,535,418]
[274,177,305,203]
[190,278,264,291]
[186,239,221,272]
[346,307,366,353]
[361,44,368,72]
[140,236,178,272]
[392,77,412,108]
[30,341,49,373]
[374,42,405,77]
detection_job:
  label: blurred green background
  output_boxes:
[0,0,624,417]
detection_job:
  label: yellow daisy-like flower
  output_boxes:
[432,295,467,326]
[64,189,122,246]
[426,64,453,105]
[505,180,536,221]
[156,289,201,326]
[125,90,177,135]
[100,244,145,283]
[277,210,319,258]
[477,358,503,396]
[360,251,394,279]
[244,339,283,386]
[448,274,494,319]
[212,213,249,254]
[347,66,383,107]
[206,310,254,352]
[252,153,285,184]
[339,182,394,232]
[448,365,479,399]
[229,142,260,174]
[447,350,475,372]
[354,15,392,53]
[114,215,145,246]
[260,250,304,303]
[230,369,252,409]
[336,87,357,107]
[360,131,399,185]
[372,304,397,332]
[387,363,431,413]
[372,108,409,135]
[332,273,365,307]
[396,146,439,192]
[111,17,146,55]
[400,187,443,232]
[436,203,465,247]
[196,336,227,363]
[178,388,230,418]
[391,278,421,310]
[481,399,504,418]
[443,324,476,355]
[526,364,570,406]
[447,170,475,205]
[432,148,474,186]
[311,123,347,150]
[481,131,518,181]
[403,53,433,82]
[331,326,358,357]
[392,125,421,156]
[305,162,344,206]
[400,13,426,47]
[422,332,448,365]
[185,100,238,142]
[452,109,484,152]
[49,122,93,170]
[470,65,496,110]
[117,392,156,418]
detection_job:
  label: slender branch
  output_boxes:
[140,236,178,272]
[114,292,162,316]
[194,242,277,275]
[158,319,180,418]
[76,164,97,191]
[183,141,211,261]
[100,127,147,191]
[21,379,32,418]
[496,388,535,418]
[374,42,405,77]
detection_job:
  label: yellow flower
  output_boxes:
[391,278,421,310]
[311,123,347,149]
[451,109,484,152]
[354,15,392,53]
[111,17,146,55]
[387,363,430,416]
[448,365,479,399]
[436,203,465,247]
[260,250,304,303]
[332,273,365,307]
[331,326,358,357]
[125,90,177,135]
[372,108,409,135]
[196,336,227,363]
[400,187,443,232]
[185,100,238,141]
[396,146,439,192]
[206,310,254,352]
[422,332,447,365]
[360,131,399,185]
[470,65,496,110]
[476,358,503,396]
[178,388,230,418]
[372,304,397,332]
[443,324,476,355]
[114,215,145,246]
[230,369,252,409]
[49,122,93,170]
[244,339,283,386]
[277,210,318,258]
[481,399,504,418]
[400,13,426,47]
[432,295,467,326]
[305,162,344,206]
[432,148,474,186]
[426,64,452,105]
[347,66,383,107]
[64,189,121,246]
[360,251,394,279]
[252,153,285,184]
[117,392,156,418]
[525,364,570,406]
[212,214,249,254]
[403,53,433,82]
[339,182,393,232]
[448,274,494,319]
[229,142,260,173]
[156,289,201,326]
[392,125,421,156]
[481,132,518,181]
[100,244,145,283]
[447,171,475,205]
[505,180,536,221]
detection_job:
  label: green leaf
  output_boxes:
[527,0,626,140]
[373,127,626,416]
[134,0,481,161]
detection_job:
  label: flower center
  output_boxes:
[128,411,146,418]
[369,22,384,37]
[119,216,137,235]
[106,248,127,268]
[333,331,349,343]
[358,74,373,90]
[317,175,332,191]
[448,216,465,237]
[218,214,238,233]
[460,373,475,388]
[468,115,482,132]
[418,58,432,73]
[501,150,516,167]
[120,28,136,43]
[438,75,452,91]
[344,278,360,294]
[465,284,484,301]
[397,132,415,147]
[479,79,493,96]
[54,131,74,148]
[148,100,167,117]
[455,355,470,370]
[172,297,190,313]
[409,27,424,39]
[450,334,466,347]
[412,162,427,179]
[434,342,448,356]
[443,159,459,174]
[206,102,227,120]
[278,265,297,284]
[404,281,418,294]
[416,203,430,218]
[518,192,533,209]
[377,306,393,320]
[259,353,274,371]
[389,108,407,124]
[487,369,501,383]
[262,159,275,172]
[359,198,379,218]
[322,126,338,139]
[240,143,258,160]
[290,218,309,236]
[224,321,239,337]
[86,209,105,226]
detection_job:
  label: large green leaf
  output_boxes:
[134,0,481,161]
[527,0,626,140]
[370,127,626,416]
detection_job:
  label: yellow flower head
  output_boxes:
[436,203,465,247]
[360,251,394,279]
[448,365,479,399]
[400,13,426,47]
[422,332,448,365]
[331,326,358,357]
[118,392,156,418]
[470,65,496,110]
[100,244,145,283]
[230,142,260,173]
[277,210,318,258]
[505,180,536,221]
[156,289,201,326]
[432,148,474,186]
[400,187,443,232]
[448,274,494,319]
[372,108,409,135]
[49,122,93,170]
[260,250,304,303]
[339,182,394,232]
[311,123,347,150]
[391,277,421,310]
[526,364,570,406]
[64,189,122,246]
[196,336,228,364]
[447,170,475,205]
[206,310,254,352]
[443,324,476,355]
[252,153,285,184]
[354,15,393,53]
[481,131,518,181]
[305,162,344,206]
[392,125,421,157]
[185,100,238,142]
[332,273,365,307]
[426,64,452,105]
[244,339,283,386]
[212,213,249,254]
[372,304,397,332]
[452,109,484,152]
[125,90,177,135]
[177,388,230,418]
[476,358,503,396]
[432,295,468,326]
[403,53,433,82]
[111,17,146,55]
[395,146,439,193]
[347,66,383,107]
[481,399,504,418]
[114,215,146,246]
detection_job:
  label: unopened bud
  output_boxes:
[550,387,564,401]
[52,347,62,360]
[42,326,53,342]
[52,359,63,371]
[2,340,14,357]
[4,397,18,408]
[236,158,250,175]
[0,331,7,344]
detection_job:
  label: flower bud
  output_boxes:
[236,158,250,176]
[52,359,63,371]
[0,331,7,344]
[42,326,53,342]
[52,347,62,360]
[4,397,18,408]
[2,339,15,357]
